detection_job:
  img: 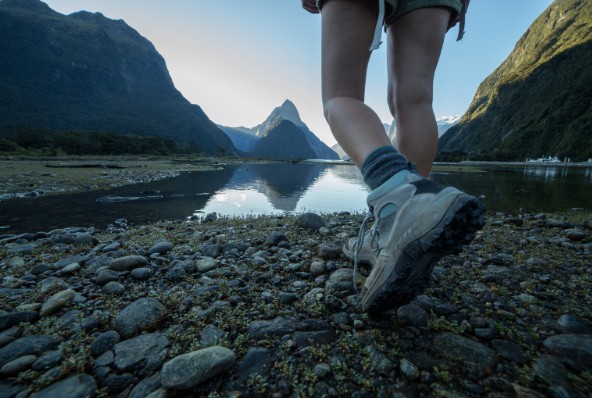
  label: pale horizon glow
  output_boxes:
[42,0,554,147]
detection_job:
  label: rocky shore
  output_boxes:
[0,210,591,397]
[0,157,227,200]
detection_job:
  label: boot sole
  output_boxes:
[361,194,485,313]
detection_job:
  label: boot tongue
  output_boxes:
[367,169,414,205]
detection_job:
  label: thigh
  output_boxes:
[321,0,378,103]
[387,7,450,102]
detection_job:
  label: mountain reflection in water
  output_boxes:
[0,163,591,234]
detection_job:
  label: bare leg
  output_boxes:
[387,8,450,176]
[322,0,394,168]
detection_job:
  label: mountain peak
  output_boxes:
[0,0,54,14]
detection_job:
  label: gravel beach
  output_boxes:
[0,208,591,397]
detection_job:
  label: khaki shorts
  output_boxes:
[318,0,462,26]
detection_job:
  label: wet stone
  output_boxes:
[32,374,97,398]
[235,347,271,383]
[534,355,568,386]
[91,331,121,357]
[318,245,341,260]
[200,325,226,347]
[148,241,173,255]
[40,289,76,317]
[557,314,591,334]
[131,267,152,280]
[31,350,64,371]
[109,255,147,272]
[296,213,326,231]
[491,339,527,364]
[248,317,297,340]
[113,333,169,376]
[161,346,236,390]
[95,269,119,286]
[0,354,37,376]
[0,311,39,331]
[266,231,289,246]
[434,333,498,373]
[543,334,592,369]
[115,298,167,338]
[103,281,125,295]
[0,335,63,367]
[397,303,428,327]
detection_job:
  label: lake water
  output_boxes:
[1,162,591,234]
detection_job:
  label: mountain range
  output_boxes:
[439,0,592,161]
[0,0,236,155]
[331,116,460,160]
[219,100,339,160]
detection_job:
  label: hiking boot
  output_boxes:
[343,215,379,266]
[358,170,485,313]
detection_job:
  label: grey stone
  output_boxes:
[32,350,63,371]
[58,263,81,275]
[115,298,167,338]
[51,232,98,246]
[310,261,326,276]
[165,264,186,282]
[37,277,70,296]
[91,331,121,357]
[53,254,89,270]
[266,231,289,246]
[200,325,226,347]
[161,346,236,390]
[433,333,498,373]
[565,229,586,241]
[557,314,590,334]
[318,245,341,260]
[0,354,37,376]
[103,372,134,393]
[314,363,331,378]
[491,339,527,364]
[534,355,568,386]
[131,267,152,280]
[196,258,218,273]
[400,358,419,380]
[109,255,147,272]
[296,213,326,232]
[279,292,299,305]
[103,281,125,295]
[235,347,271,382]
[113,333,169,376]
[40,289,76,317]
[148,241,174,255]
[543,334,592,369]
[397,304,428,327]
[31,374,97,398]
[248,317,297,340]
[0,335,63,367]
[293,330,335,347]
[95,269,119,285]
[128,372,162,398]
[201,244,222,258]
[366,347,394,375]
[0,311,39,331]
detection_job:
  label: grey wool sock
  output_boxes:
[361,146,409,190]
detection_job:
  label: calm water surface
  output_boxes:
[1,163,591,234]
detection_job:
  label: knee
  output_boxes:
[388,81,433,115]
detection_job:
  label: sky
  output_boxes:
[43,0,555,147]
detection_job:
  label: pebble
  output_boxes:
[40,289,76,317]
[95,269,119,285]
[31,374,97,398]
[115,298,168,338]
[543,334,592,369]
[534,355,568,386]
[148,241,174,255]
[0,311,39,330]
[397,303,428,327]
[0,335,63,367]
[296,213,325,231]
[113,333,169,375]
[0,354,37,376]
[161,346,236,390]
[400,358,420,380]
[91,331,121,357]
[109,255,148,272]
[557,314,590,334]
[433,333,498,373]
[103,281,125,295]
[130,267,152,280]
